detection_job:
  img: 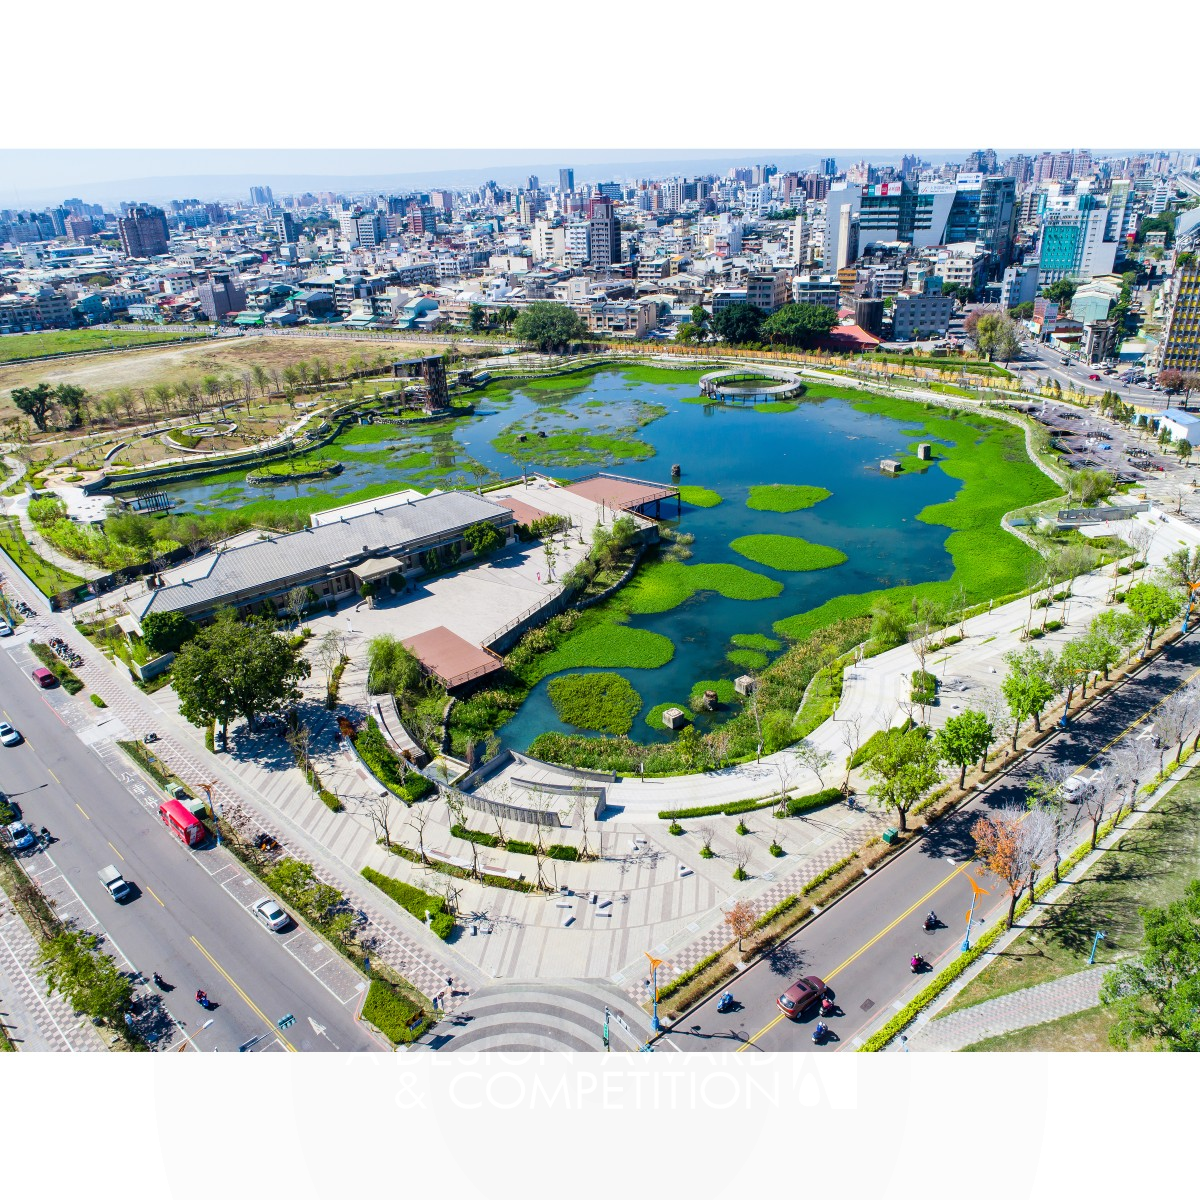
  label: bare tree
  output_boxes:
[697,822,717,858]
[837,713,866,791]
[724,899,757,952]
[286,722,314,789]
[979,687,1016,769]
[1126,523,1155,583]
[315,630,342,694]
[363,789,398,849]
[1108,741,1155,824]
[1151,691,1190,775]
[731,844,751,881]
[443,790,479,880]
[570,784,594,860]
[407,801,433,864]
[1082,766,1116,850]
[794,738,833,790]
[951,583,970,640]
[772,751,798,819]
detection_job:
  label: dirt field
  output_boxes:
[0,333,447,417]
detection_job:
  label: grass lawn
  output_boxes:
[621,560,782,614]
[0,327,205,363]
[730,632,782,652]
[548,672,643,735]
[677,485,724,508]
[0,516,85,596]
[746,483,832,512]
[960,1005,1119,1052]
[645,700,694,731]
[936,771,1200,1019]
[731,534,848,572]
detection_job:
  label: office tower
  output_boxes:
[822,157,837,176]
[559,168,575,193]
[117,204,169,257]
[587,194,621,271]
[270,213,299,243]
[527,175,539,191]
[978,177,1018,269]
[249,185,273,206]
[197,273,246,321]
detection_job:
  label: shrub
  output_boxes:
[547,844,579,861]
[735,820,750,835]
[754,895,803,929]
[463,520,505,557]
[451,822,500,848]
[360,866,452,938]
[529,513,571,538]
[733,865,748,881]
[660,796,777,820]
[769,842,785,857]
[319,790,343,813]
[801,853,857,895]
[360,979,430,1045]
[205,722,215,753]
[657,951,722,1001]
[505,839,537,855]
[1044,619,1064,632]
[699,846,714,859]
[353,717,414,801]
[668,821,684,836]
[90,693,106,708]
[782,788,843,817]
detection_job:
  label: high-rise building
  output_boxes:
[596,181,623,202]
[1036,195,1118,284]
[527,175,539,191]
[270,213,299,244]
[1153,230,1200,373]
[821,157,837,176]
[978,177,1018,270]
[587,194,621,272]
[559,168,575,194]
[249,185,274,207]
[117,204,169,257]
[197,273,246,321]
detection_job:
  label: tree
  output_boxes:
[935,709,993,788]
[1051,637,1090,717]
[760,303,837,348]
[863,726,942,833]
[54,383,89,429]
[1100,879,1200,1051]
[173,610,309,737]
[794,738,833,789]
[37,930,133,1029]
[140,611,197,656]
[1009,301,1035,320]
[285,585,312,629]
[511,301,587,352]
[675,321,702,343]
[366,633,424,699]
[11,383,54,431]
[1001,647,1057,746]
[1125,581,1181,655]
[468,303,486,332]
[970,805,1050,928]
[1177,438,1194,464]
[724,899,757,952]
[1042,279,1078,308]
[712,302,765,345]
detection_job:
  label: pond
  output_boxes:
[156,368,967,748]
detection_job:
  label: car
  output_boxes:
[0,620,12,637]
[252,897,291,931]
[1088,374,1101,381]
[4,821,36,851]
[777,974,827,1020]
[98,864,134,903]
[31,666,56,688]
[1064,771,1102,799]
[0,722,21,747]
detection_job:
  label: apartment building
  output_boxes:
[891,292,955,340]
[582,299,658,339]
[1154,237,1200,373]
[117,204,169,258]
[744,270,789,314]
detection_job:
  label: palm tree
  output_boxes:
[251,364,269,397]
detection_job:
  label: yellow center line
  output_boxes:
[736,658,1200,1053]
[107,841,125,862]
[75,802,90,820]
[144,886,165,908]
[48,768,60,784]
[189,935,296,1052]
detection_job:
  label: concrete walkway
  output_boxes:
[905,967,1107,1051]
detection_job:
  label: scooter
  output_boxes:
[812,1021,829,1045]
[716,992,735,1014]
[923,911,940,932]
[910,954,926,974]
[819,995,837,1018]
[143,732,159,744]
[195,989,212,1010]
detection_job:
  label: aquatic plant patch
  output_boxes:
[731,534,848,572]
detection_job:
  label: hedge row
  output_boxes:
[657,950,723,1001]
[30,642,84,694]
[501,838,579,860]
[387,843,534,893]
[782,787,843,818]
[451,822,500,848]
[659,796,777,820]
[360,866,454,940]
[801,853,857,896]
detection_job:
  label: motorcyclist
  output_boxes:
[153,972,165,988]
[195,989,207,1006]
[813,1020,828,1041]
[910,954,923,971]
[924,910,938,929]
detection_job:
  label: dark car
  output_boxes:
[777,975,827,1020]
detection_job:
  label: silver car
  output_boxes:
[0,721,22,747]
[252,897,291,931]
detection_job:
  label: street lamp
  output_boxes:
[962,874,990,953]
[1087,930,1106,964]
[645,952,663,1033]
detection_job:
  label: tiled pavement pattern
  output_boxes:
[0,876,108,1052]
[905,967,1108,1052]
[431,979,654,1053]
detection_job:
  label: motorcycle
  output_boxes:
[716,992,735,1014]
[819,995,837,1018]
[812,1021,829,1045]
[910,955,926,974]
[195,989,212,1010]
[143,733,159,744]
[923,911,940,932]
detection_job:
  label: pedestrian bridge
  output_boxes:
[698,367,805,402]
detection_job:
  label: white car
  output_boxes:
[5,821,35,850]
[0,620,12,637]
[1063,771,1101,798]
[252,897,291,931]
[0,722,21,747]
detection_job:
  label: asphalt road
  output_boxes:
[665,630,1200,1053]
[0,644,381,1053]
